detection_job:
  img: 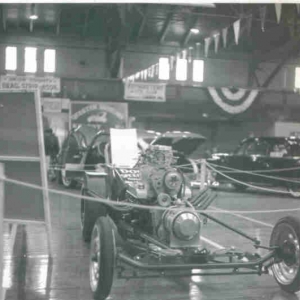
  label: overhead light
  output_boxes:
[190,28,199,34]
[29,4,38,20]
[202,113,208,118]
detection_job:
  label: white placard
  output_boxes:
[0,75,61,93]
[110,128,139,168]
[42,98,62,112]
[124,82,166,102]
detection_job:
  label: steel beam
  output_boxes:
[2,5,6,32]
[56,7,61,35]
[261,38,300,88]
[134,5,148,42]
[82,8,91,37]
[159,6,176,44]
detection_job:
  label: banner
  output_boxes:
[207,87,259,114]
[233,19,241,45]
[41,98,70,148]
[71,101,128,130]
[214,33,220,53]
[204,37,211,57]
[0,75,60,93]
[124,82,166,102]
[260,6,267,32]
[222,27,228,48]
[275,3,282,23]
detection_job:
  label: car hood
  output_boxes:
[151,131,206,156]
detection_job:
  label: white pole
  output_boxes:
[0,163,5,300]
[200,159,206,190]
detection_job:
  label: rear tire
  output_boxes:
[270,216,300,293]
[89,216,115,300]
[81,187,107,242]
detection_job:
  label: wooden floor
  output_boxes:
[3,181,300,300]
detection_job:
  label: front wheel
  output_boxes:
[90,216,115,300]
[270,216,300,293]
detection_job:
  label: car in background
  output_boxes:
[55,125,98,188]
[207,136,300,196]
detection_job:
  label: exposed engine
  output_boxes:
[114,145,201,248]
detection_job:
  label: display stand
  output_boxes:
[0,90,52,299]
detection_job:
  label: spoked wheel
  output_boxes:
[90,216,115,300]
[61,169,77,188]
[270,216,300,293]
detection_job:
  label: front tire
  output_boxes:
[90,216,115,300]
[270,216,300,293]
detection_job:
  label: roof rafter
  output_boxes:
[159,5,176,44]
[82,7,91,37]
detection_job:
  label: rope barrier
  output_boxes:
[207,162,300,184]
[206,162,292,195]
[0,174,300,214]
[208,161,300,173]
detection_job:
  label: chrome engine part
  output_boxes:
[151,203,201,248]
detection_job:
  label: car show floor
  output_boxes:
[2,182,300,300]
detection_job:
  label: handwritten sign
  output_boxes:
[124,82,166,102]
[110,128,139,168]
[0,75,61,93]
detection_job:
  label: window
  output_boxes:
[295,67,300,89]
[5,46,17,71]
[158,57,170,80]
[193,60,204,82]
[44,49,56,73]
[24,47,37,73]
[176,58,187,81]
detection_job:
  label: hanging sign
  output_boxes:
[0,75,61,93]
[124,82,166,102]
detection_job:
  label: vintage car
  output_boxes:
[207,136,300,197]
[80,129,300,300]
[55,125,98,188]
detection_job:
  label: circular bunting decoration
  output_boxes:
[208,87,259,114]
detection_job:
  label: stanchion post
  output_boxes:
[0,163,4,300]
[200,159,206,190]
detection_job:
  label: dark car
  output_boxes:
[78,129,300,299]
[207,136,300,196]
[55,125,98,188]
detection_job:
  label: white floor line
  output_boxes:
[201,236,225,249]
[2,224,17,300]
[210,206,274,228]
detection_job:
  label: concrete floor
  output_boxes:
[2,182,300,300]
